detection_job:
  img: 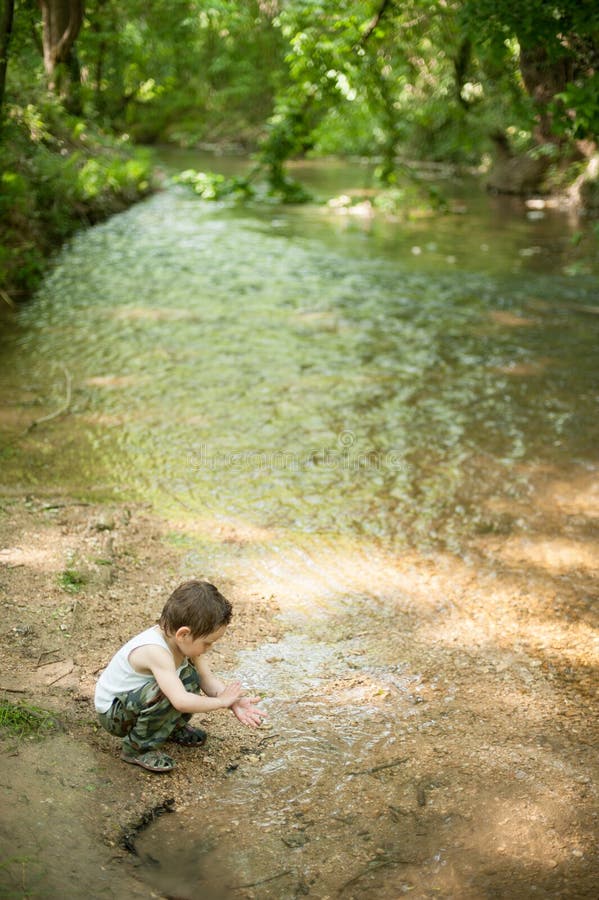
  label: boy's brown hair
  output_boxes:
[159,580,232,638]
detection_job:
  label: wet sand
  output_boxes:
[0,470,597,898]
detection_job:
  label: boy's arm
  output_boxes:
[132,645,243,714]
[194,655,226,697]
[194,656,267,728]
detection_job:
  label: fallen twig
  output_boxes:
[40,501,90,509]
[0,289,16,308]
[231,869,292,891]
[388,804,414,822]
[36,649,61,667]
[565,303,599,315]
[339,856,411,892]
[46,665,74,686]
[156,481,197,513]
[37,657,67,670]
[25,364,72,433]
[256,732,279,746]
[347,756,408,777]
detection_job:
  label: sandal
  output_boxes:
[170,723,207,747]
[121,748,175,773]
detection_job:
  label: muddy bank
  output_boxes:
[0,476,597,898]
[0,496,281,897]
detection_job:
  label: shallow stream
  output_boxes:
[1,155,597,897]
[1,155,598,548]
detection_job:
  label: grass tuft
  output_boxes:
[59,568,86,593]
[0,699,60,738]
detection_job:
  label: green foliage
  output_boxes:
[0,699,59,738]
[174,166,312,204]
[251,0,541,187]
[2,0,597,287]
[0,90,154,299]
[462,0,599,141]
[76,154,151,202]
[461,0,599,55]
[268,175,312,204]
[175,168,255,200]
[79,0,283,146]
[59,568,86,593]
[554,74,599,141]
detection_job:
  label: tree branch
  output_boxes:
[52,0,83,65]
[359,0,394,46]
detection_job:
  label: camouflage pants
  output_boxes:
[97,662,201,754]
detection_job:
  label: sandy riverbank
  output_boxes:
[0,476,597,898]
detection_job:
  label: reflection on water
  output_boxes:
[0,161,597,550]
[135,597,422,899]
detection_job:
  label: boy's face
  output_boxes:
[176,624,227,658]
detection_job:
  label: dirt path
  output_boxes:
[0,472,597,898]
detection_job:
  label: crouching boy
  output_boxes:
[94,580,266,773]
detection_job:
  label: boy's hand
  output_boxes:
[231,696,267,728]
[218,680,244,708]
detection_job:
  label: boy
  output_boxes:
[95,580,266,773]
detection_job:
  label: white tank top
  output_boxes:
[94,625,187,713]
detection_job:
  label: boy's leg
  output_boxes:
[123,662,202,755]
[97,682,177,772]
[96,663,203,753]
[169,663,207,745]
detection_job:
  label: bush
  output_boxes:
[0,97,155,301]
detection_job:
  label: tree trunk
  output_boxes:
[88,0,108,115]
[454,36,473,110]
[568,150,599,210]
[486,129,551,194]
[487,43,576,194]
[39,0,84,108]
[518,44,574,144]
[0,0,15,117]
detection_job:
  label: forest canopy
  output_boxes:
[2,1,598,167]
[1,0,598,296]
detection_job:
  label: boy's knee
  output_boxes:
[138,680,166,709]
[121,680,166,714]
[97,700,135,738]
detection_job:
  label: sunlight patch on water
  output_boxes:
[1,186,597,549]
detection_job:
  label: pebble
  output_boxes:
[93,517,115,532]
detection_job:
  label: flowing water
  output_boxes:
[1,155,598,897]
[1,158,597,548]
